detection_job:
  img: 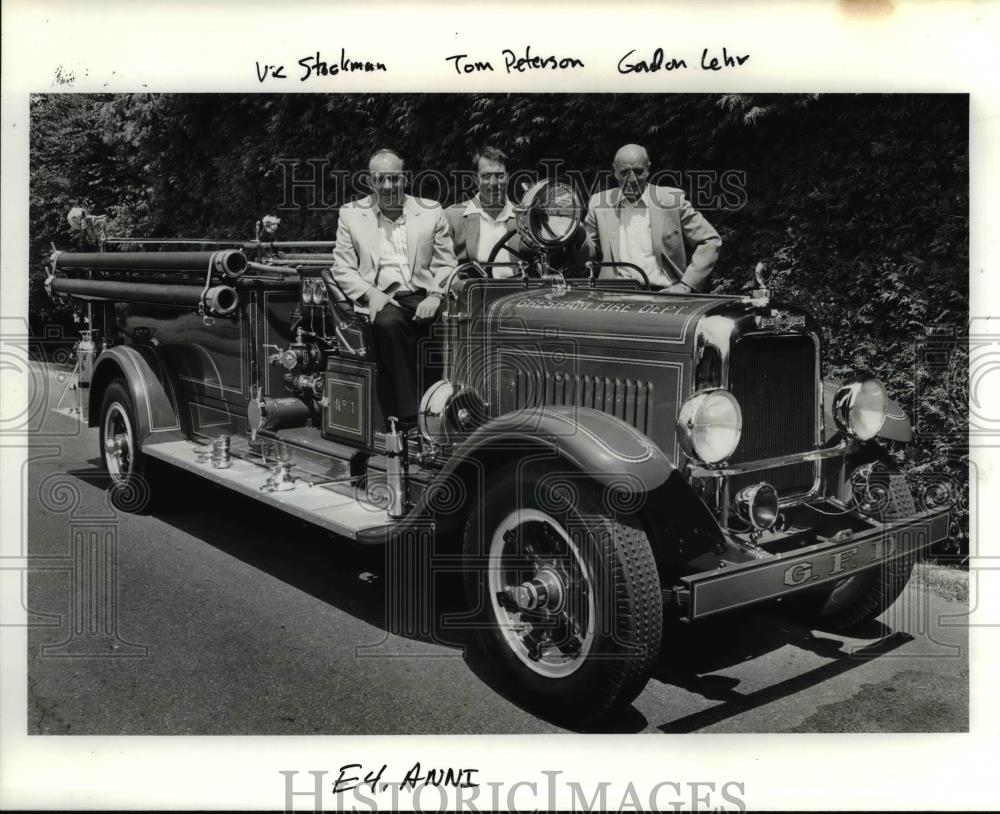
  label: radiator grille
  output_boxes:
[502,369,654,434]
[728,335,817,498]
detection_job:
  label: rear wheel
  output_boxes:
[98,379,153,512]
[462,464,662,726]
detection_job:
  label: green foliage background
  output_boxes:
[29,93,969,556]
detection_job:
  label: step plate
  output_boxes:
[143,439,389,540]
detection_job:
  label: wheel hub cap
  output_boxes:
[103,403,134,482]
[489,510,596,678]
[509,567,565,613]
[104,434,128,457]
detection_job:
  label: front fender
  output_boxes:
[88,345,185,443]
[822,377,912,443]
[386,406,675,544]
[358,406,736,574]
[449,405,673,491]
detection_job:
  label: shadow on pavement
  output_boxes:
[62,458,913,735]
[652,612,912,733]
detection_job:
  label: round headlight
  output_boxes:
[515,180,584,252]
[833,377,887,441]
[676,389,743,465]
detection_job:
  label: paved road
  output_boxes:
[25,379,968,734]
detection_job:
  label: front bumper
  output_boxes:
[678,507,950,620]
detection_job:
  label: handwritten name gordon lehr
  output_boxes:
[255,49,387,82]
[618,47,750,72]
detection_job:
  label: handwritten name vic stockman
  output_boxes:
[255,49,388,82]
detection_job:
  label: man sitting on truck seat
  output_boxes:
[447,145,593,277]
[445,145,520,275]
[583,143,722,292]
[332,148,457,426]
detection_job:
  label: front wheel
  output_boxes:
[801,554,917,632]
[462,465,662,726]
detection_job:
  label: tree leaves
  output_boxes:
[28,92,969,555]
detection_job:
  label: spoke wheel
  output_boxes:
[103,402,135,483]
[462,464,662,727]
[488,509,596,679]
[98,379,152,513]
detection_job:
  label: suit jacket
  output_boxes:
[332,195,457,302]
[444,198,521,266]
[446,196,594,277]
[583,184,721,290]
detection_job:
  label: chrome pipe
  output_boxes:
[384,417,409,519]
[52,249,248,277]
[47,276,240,315]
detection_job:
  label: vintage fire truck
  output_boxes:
[46,183,951,726]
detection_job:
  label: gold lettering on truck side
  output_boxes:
[783,562,813,586]
[829,546,860,576]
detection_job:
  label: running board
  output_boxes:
[142,439,390,540]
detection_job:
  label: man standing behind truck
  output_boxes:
[584,143,722,292]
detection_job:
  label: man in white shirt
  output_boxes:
[445,145,523,277]
[332,148,457,424]
[584,143,721,292]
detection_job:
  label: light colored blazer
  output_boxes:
[583,184,721,290]
[332,195,457,302]
[444,198,521,264]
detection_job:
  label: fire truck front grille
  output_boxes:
[728,334,818,498]
[503,370,654,435]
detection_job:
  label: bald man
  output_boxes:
[332,149,457,424]
[584,144,721,292]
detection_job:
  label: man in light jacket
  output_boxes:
[584,143,721,292]
[332,148,457,424]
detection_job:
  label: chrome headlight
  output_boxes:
[676,389,742,465]
[418,379,487,446]
[833,376,887,441]
[515,179,584,253]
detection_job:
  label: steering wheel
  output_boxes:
[486,227,532,267]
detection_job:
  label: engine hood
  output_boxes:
[487,287,732,349]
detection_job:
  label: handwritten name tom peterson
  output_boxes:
[446,46,584,74]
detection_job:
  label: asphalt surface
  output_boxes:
[25,371,969,734]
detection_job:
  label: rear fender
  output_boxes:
[88,346,186,444]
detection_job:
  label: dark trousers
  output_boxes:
[370,290,442,426]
